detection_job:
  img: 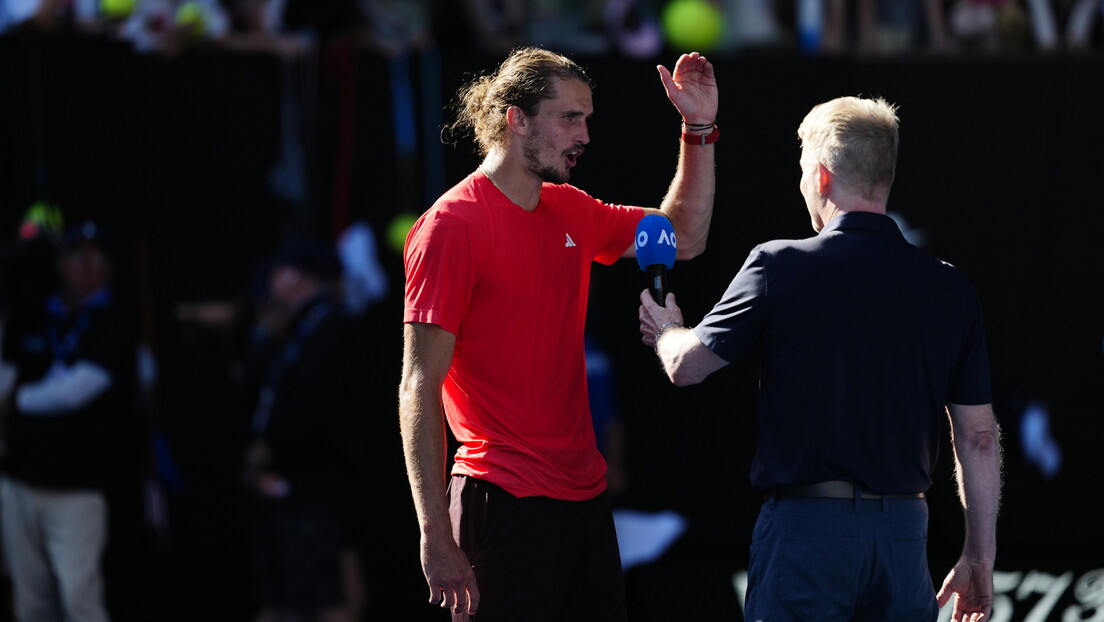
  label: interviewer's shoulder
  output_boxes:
[925,253,984,299]
[757,236,820,258]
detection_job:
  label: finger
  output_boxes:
[935,588,949,608]
[951,600,966,622]
[665,292,677,308]
[439,587,456,610]
[674,53,707,79]
[935,573,953,607]
[467,585,480,615]
[673,52,696,73]
[702,57,715,79]
[656,65,676,97]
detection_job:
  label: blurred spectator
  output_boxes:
[601,0,661,58]
[1022,0,1061,49]
[1064,0,1104,48]
[359,0,432,54]
[115,0,230,55]
[455,0,526,55]
[335,221,388,316]
[809,0,953,56]
[946,0,1033,52]
[716,0,786,54]
[277,0,365,46]
[0,220,139,622]
[528,0,610,54]
[215,0,334,53]
[240,238,368,622]
[0,0,99,33]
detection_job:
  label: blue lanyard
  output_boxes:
[44,288,111,363]
[251,297,335,434]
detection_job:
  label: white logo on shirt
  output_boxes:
[564,233,576,248]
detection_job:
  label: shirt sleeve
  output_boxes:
[693,246,770,364]
[403,208,479,335]
[16,360,113,415]
[947,295,993,405]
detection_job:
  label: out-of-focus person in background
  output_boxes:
[0,220,139,622]
[241,238,368,622]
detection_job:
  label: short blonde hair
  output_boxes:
[797,96,899,201]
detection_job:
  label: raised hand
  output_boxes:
[657,52,719,125]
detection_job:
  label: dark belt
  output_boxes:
[769,480,925,500]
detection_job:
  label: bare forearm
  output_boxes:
[399,384,453,540]
[653,52,717,260]
[949,404,1002,562]
[956,442,1000,561]
[640,292,728,386]
[398,322,479,612]
[399,323,458,542]
[661,140,715,259]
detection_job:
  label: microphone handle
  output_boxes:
[648,264,668,306]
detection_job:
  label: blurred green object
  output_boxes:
[175,2,207,37]
[387,212,419,255]
[100,0,136,20]
[661,0,723,52]
[19,201,64,240]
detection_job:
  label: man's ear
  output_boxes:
[817,163,832,196]
[506,105,529,136]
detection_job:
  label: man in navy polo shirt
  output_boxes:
[637,96,1001,622]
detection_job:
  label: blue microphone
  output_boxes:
[635,214,677,306]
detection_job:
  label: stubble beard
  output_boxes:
[524,140,570,185]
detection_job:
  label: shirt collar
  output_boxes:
[819,212,904,240]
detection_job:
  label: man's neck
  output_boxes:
[480,152,542,211]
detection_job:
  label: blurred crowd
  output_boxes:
[0,0,1102,58]
[0,201,396,621]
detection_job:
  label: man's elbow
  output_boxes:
[667,366,705,387]
[969,427,1002,455]
[675,240,706,261]
[397,381,421,420]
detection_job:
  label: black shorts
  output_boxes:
[448,475,627,622]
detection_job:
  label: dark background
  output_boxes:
[1,32,1101,621]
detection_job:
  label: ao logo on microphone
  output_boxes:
[636,228,676,250]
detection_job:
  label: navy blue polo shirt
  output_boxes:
[694,212,992,494]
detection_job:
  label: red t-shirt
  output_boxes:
[404,171,645,500]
